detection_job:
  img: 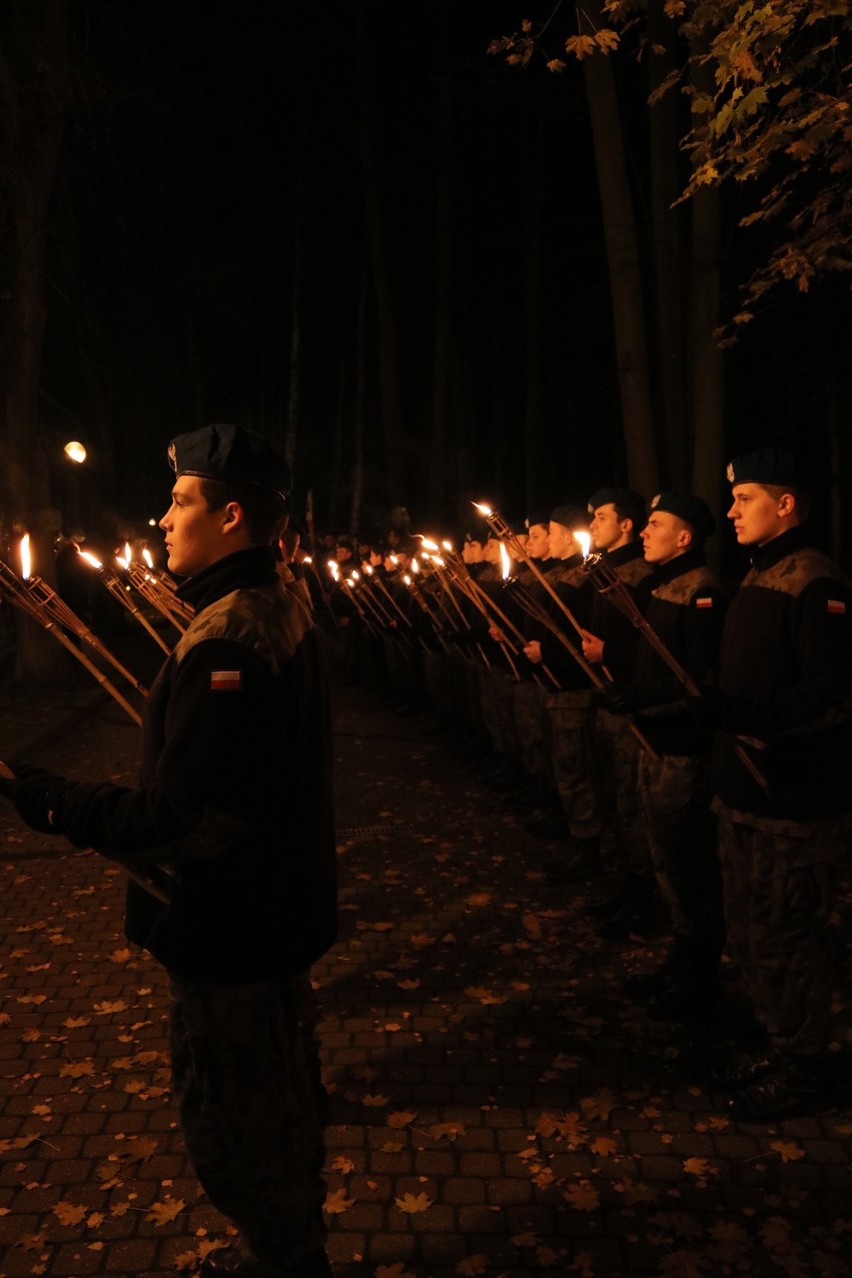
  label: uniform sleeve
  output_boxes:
[632,587,726,709]
[721,579,852,737]
[56,638,281,857]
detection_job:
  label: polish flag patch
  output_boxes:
[210,670,242,692]
[695,597,713,609]
[827,599,846,615]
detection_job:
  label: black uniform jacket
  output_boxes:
[631,549,726,756]
[712,526,852,822]
[49,546,338,982]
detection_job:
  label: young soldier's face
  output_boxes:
[483,539,502,564]
[589,503,631,552]
[548,521,577,559]
[160,476,235,577]
[641,510,690,565]
[526,523,550,559]
[728,483,789,547]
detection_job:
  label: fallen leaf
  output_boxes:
[682,1157,710,1177]
[769,1139,805,1163]
[590,1136,618,1157]
[395,1191,433,1214]
[376,1265,415,1278]
[60,1060,95,1078]
[387,1110,418,1128]
[324,1188,355,1214]
[146,1197,186,1225]
[581,1089,617,1121]
[362,1094,389,1107]
[52,1201,87,1226]
[563,1180,600,1212]
[456,1256,488,1276]
[511,1232,539,1248]
[330,1156,355,1174]
[93,1000,127,1014]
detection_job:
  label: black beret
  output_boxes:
[726,446,810,493]
[336,535,355,550]
[463,530,484,544]
[649,490,715,540]
[587,486,646,516]
[168,424,291,498]
[510,519,528,536]
[550,504,587,529]
[526,509,552,530]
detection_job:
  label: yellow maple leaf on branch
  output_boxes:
[565,33,598,59]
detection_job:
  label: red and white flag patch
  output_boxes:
[695,597,713,609]
[210,670,242,692]
[827,599,846,615]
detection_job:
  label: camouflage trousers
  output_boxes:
[717,817,843,1056]
[547,689,600,838]
[513,678,554,783]
[169,971,328,1264]
[595,708,651,881]
[637,752,723,952]
[478,665,520,756]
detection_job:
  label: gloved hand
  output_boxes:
[0,764,68,834]
[592,682,635,715]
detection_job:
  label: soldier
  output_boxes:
[524,504,601,861]
[615,492,727,1016]
[580,487,655,918]
[707,446,852,1119]
[0,424,337,1278]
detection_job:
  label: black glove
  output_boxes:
[592,682,635,715]
[0,766,69,834]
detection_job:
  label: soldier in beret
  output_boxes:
[618,492,727,1018]
[707,446,852,1120]
[579,487,654,911]
[0,424,336,1278]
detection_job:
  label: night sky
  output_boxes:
[17,2,852,552]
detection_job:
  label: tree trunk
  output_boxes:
[647,0,687,488]
[429,6,453,523]
[524,97,547,513]
[581,1,659,497]
[354,3,404,503]
[0,0,71,681]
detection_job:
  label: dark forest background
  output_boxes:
[1,1,850,565]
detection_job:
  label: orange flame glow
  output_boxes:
[20,535,31,580]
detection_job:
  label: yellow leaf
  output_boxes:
[109,948,133,963]
[330,1156,355,1174]
[770,1139,805,1163]
[376,1266,415,1278]
[93,1000,127,1015]
[547,57,567,72]
[52,1201,87,1226]
[457,1256,488,1276]
[594,28,620,52]
[397,979,420,990]
[409,933,435,948]
[60,1059,95,1078]
[590,1136,618,1157]
[362,1094,390,1107]
[565,34,597,60]
[21,1029,41,1043]
[682,1157,710,1177]
[146,1197,186,1226]
[324,1188,354,1215]
[429,1122,465,1141]
[86,1212,105,1228]
[581,1089,617,1120]
[563,1180,600,1212]
[122,1135,159,1164]
[395,1191,433,1214]
[387,1110,418,1128]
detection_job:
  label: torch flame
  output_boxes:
[20,535,31,580]
[420,537,439,551]
[351,570,360,580]
[329,561,339,582]
[442,539,454,552]
[365,564,373,575]
[303,555,312,565]
[403,574,411,585]
[116,552,129,570]
[79,550,103,570]
[411,558,419,573]
[143,548,154,568]
[575,530,591,559]
[500,543,512,580]
[473,501,493,517]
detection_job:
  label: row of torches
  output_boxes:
[0,504,766,791]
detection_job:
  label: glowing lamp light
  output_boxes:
[79,550,103,570]
[575,530,591,558]
[64,441,87,464]
[20,535,32,580]
[500,544,512,580]
[148,518,157,527]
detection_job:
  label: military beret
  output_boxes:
[463,530,484,544]
[726,446,810,493]
[526,509,552,530]
[510,519,528,536]
[550,504,586,529]
[336,535,355,550]
[168,424,291,498]
[587,486,646,516]
[649,490,715,540]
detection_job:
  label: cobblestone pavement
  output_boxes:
[1,641,851,1278]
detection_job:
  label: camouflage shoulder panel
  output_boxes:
[549,562,585,589]
[652,565,722,606]
[743,547,850,597]
[615,557,653,586]
[174,583,314,673]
